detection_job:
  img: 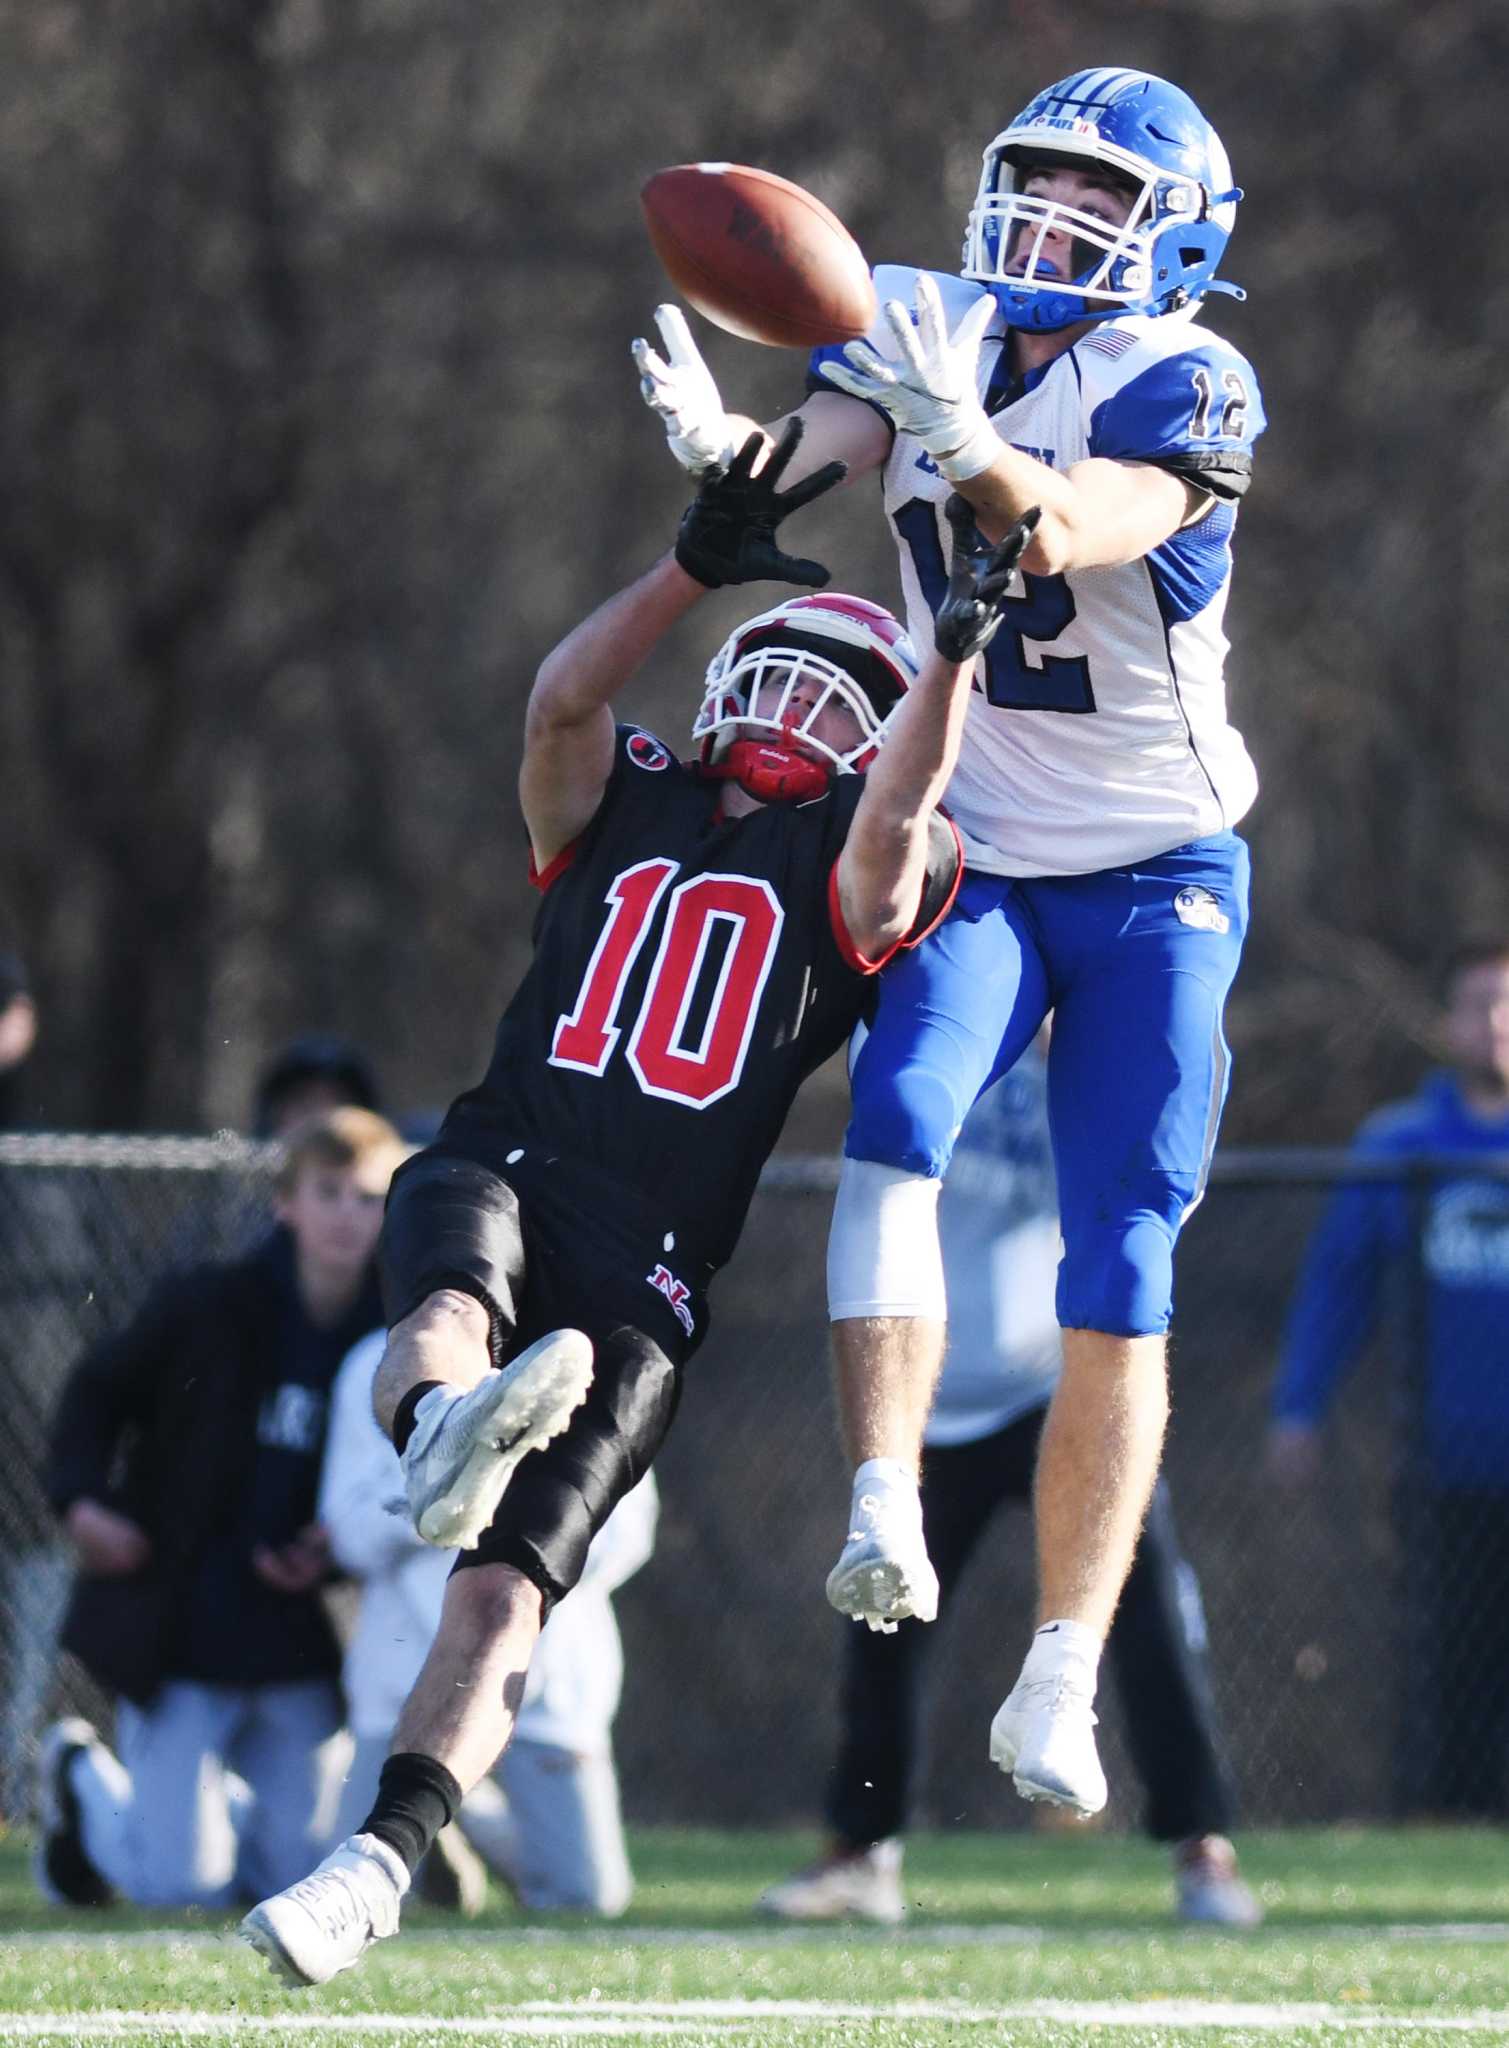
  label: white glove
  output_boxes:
[631,304,738,475]
[819,274,999,482]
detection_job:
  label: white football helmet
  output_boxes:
[695,594,919,802]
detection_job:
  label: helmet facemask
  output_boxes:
[975,151,1157,291]
[695,600,917,803]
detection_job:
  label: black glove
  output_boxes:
[933,494,1042,663]
[674,417,848,589]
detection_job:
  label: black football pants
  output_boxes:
[827,1404,1240,1846]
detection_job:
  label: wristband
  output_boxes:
[936,417,1002,484]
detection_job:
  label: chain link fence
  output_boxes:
[3,1137,1507,1837]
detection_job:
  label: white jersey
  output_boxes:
[830,266,1265,878]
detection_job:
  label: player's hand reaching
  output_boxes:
[675,418,847,589]
[632,304,739,474]
[934,494,1041,663]
[819,274,1000,483]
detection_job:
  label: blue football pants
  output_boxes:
[846,834,1250,1337]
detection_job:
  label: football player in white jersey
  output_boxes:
[635,68,1263,1818]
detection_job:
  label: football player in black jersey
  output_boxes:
[242,425,1036,1987]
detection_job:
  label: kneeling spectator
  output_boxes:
[321,1328,657,1916]
[36,1108,408,1908]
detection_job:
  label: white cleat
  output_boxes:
[402,1329,594,1550]
[757,1840,906,1925]
[825,1489,938,1634]
[240,1833,409,1988]
[989,1672,1108,1817]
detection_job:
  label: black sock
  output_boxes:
[360,1752,463,1877]
[392,1380,447,1454]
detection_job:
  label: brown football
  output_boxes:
[640,163,877,350]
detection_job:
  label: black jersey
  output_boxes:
[444,724,961,1273]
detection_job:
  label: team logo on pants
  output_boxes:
[646,1262,695,1335]
[1172,886,1230,935]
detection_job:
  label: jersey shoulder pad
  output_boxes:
[869,265,996,337]
[1083,321,1265,465]
[537,725,691,889]
[810,266,1000,390]
[817,770,867,836]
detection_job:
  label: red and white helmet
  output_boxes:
[694,594,919,801]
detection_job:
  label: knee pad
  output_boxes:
[827,1159,946,1321]
[1055,1178,1196,1338]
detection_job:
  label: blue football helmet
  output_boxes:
[962,68,1244,332]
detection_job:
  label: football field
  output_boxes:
[4,1826,1508,2047]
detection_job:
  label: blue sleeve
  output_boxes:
[1271,1131,1407,1426]
[806,340,895,430]
[807,262,903,421]
[1089,342,1265,485]
[806,338,848,396]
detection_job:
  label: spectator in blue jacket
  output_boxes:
[1269,939,1509,1815]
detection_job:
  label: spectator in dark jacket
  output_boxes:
[35,1107,407,1908]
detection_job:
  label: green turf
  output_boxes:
[3,1825,1508,2047]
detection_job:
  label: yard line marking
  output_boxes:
[8,2002,1509,2037]
[0,2023,720,2040]
[5,1919,1507,1950]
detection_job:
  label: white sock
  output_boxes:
[1021,1618,1103,1688]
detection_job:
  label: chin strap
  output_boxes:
[710,739,833,805]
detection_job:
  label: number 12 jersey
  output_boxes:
[815,265,1266,880]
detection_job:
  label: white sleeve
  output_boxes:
[318,1329,421,1580]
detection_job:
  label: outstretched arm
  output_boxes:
[634,302,891,491]
[835,497,1039,962]
[521,420,848,872]
[521,557,707,875]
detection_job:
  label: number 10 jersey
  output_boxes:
[442,724,961,1275]
[847,265,1265,880]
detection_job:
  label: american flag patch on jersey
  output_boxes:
[1079,328,1138,360]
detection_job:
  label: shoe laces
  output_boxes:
[415,1387,471,1457]
[1012,1672,1099,1724]
[285,1863,376,1938]
[847,1490,922,1545]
